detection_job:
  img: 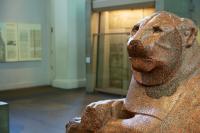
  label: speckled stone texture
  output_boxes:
[67,11,200,133]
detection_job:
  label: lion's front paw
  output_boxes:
[81,99,123,131]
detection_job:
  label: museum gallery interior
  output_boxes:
[0,0,200,133]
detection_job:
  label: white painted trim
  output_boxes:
[52,78,86,89]
[0,81,49,91]
[93,0,155,10]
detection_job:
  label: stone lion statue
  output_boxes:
[67,11,200,133]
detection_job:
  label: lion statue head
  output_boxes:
[127,11,198,86]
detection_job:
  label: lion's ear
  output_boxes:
[186,27,197,47]
[178,18,198,48]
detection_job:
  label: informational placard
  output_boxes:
[18,24,42,61]
[5,23,18,61]
[0,23,6,61]
[0,23,18,62]
[0,22,42,62]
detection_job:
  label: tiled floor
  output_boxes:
[0,86,122,133]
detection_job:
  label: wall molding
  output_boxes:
[52,78,86,89]
[0,81,49,91]
[93,0,155,11]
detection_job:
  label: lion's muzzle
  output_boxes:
[127,40,148,58]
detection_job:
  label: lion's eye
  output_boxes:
[153,26,163,33]
[132,25,139,32]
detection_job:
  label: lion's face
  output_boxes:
[128,13,182,72]
[127,12,197,85]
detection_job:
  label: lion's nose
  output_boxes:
[127,40,147,58]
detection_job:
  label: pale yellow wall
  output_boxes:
[108,7,155,31]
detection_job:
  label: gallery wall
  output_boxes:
[0,0,51,90]
[0,0,87,91]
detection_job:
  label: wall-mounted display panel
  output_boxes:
[0,23,6,61]
[0,23,42,62]
[18,24,42,61]
[0,23,18,62]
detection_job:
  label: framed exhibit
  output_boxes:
[0,22,42,62]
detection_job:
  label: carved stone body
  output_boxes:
[67,11,200,133]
